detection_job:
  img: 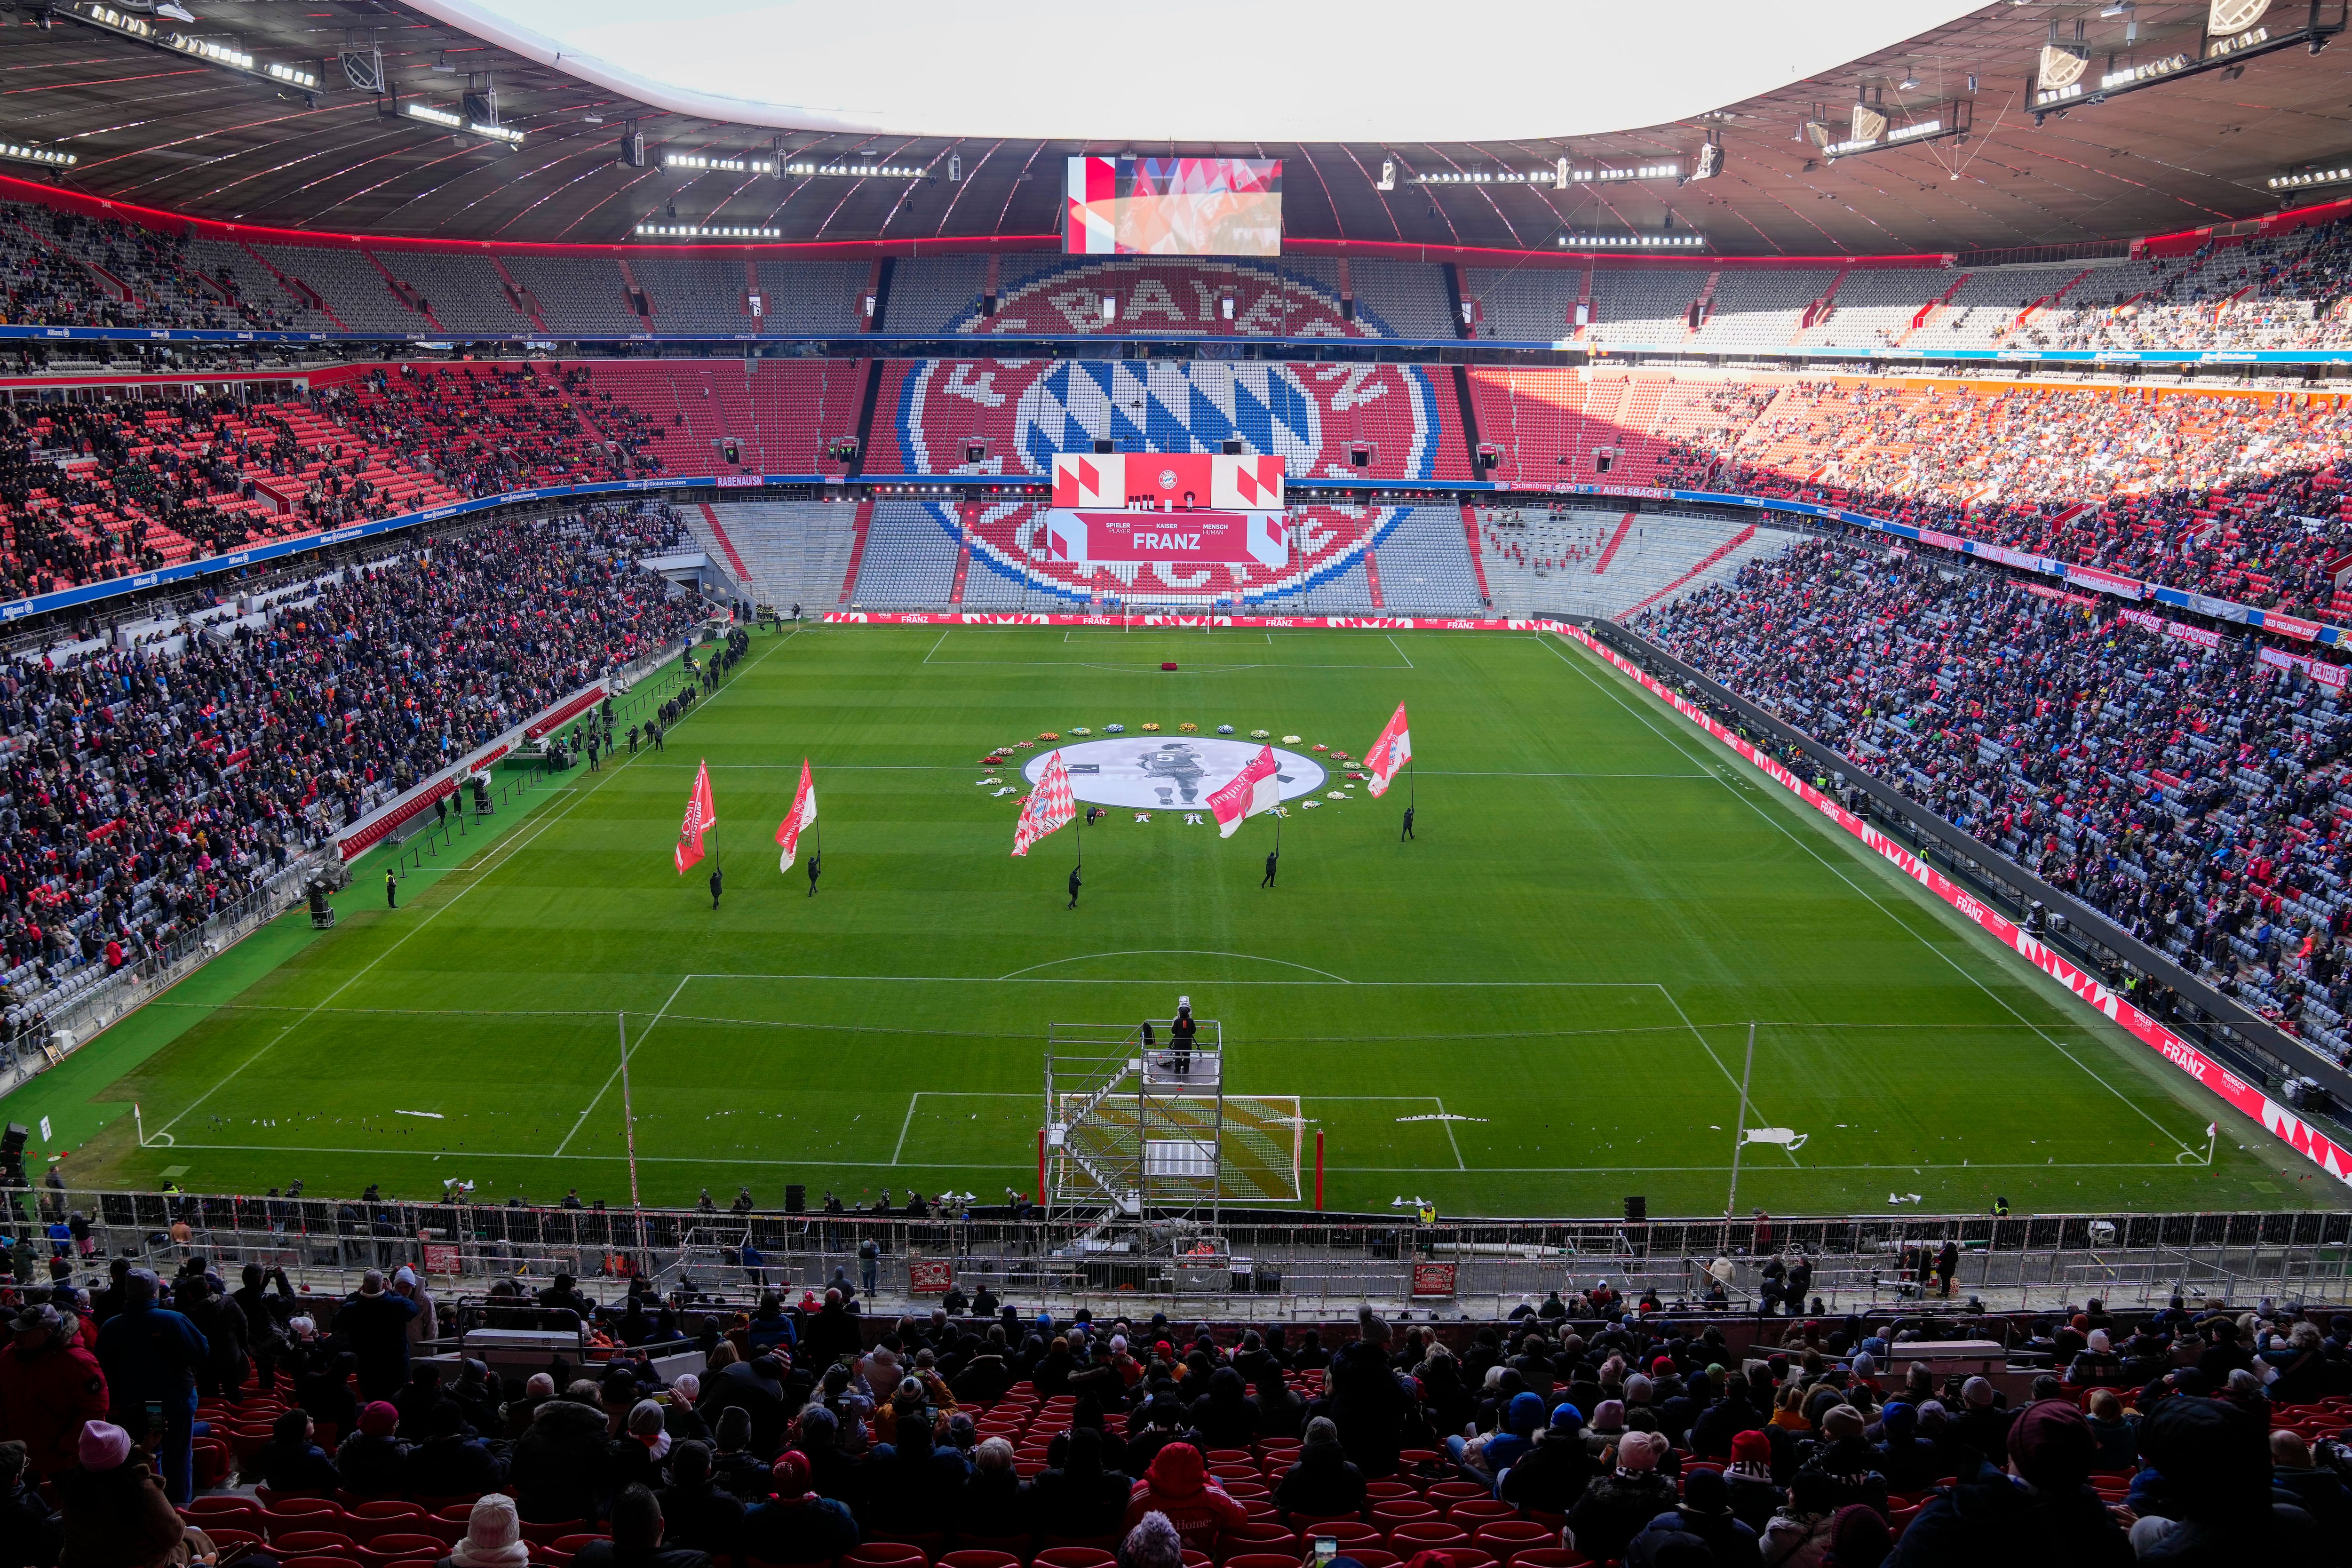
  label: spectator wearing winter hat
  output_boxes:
[55,1420,183,1568]
[2120,1397,2321,1567]
[335,1399,412,1497]
[0,1300,107,1480]
[438,1494,531,1568]
[1723,1429,1785,1535]
[1450,1391,1545,1491]
[1123,1441,1245,1553]
[1274,1417,1366,1520]
[2066,1329,2124,1388]
[608,1399,675,1495]
[1624,1465,1761,1568]
[1565,1429,1676,1564]
[1500,1403,1598,1514]
[1826,1504,1892,1568]
[1871,1402,1942,1492]
[1885,1398,2129,1568]
[1946,1377,2013,1468]
[1581,1398,1629,1460]
[1797,1403,1889,1516]
[739,1452,858,1562]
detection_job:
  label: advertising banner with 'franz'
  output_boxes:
[1042,508,1288,568]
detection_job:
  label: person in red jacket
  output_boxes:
[0,1302,108,1479]
[1122,1442,1245,1554]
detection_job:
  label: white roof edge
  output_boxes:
[401,0,891,136]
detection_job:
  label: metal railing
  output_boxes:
[19,1185,2352,1315]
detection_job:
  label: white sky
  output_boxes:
[431,0,1991,143]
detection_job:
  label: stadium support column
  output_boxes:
[1440,264,1484,476]
[843,260,896,481]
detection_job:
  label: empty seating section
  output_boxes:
[1587,267,1707,347]
[1799,265,1947,350]
[259,247,421,334]
[978,259,1379,338]
[1459,267,1578,342]
[500,256,641,336]
[1478,505,1794,618]
[1691,268,1836,350]
[758,259,868,334]
[886,256,990,333]
[850,501,961,606]
[574,359,862,474]
[1368,507,1484,615]
[181,238,334,331]
[695,500,861,609]
[374,253,531,335]
[1346,259,1459,339]
[633,257,754,334]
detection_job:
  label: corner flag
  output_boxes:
[675,759,716,873]
[776,758,818,872]
[1208,744,1281,838]
[1013,752,1077,856]
[1364,702,1412,798]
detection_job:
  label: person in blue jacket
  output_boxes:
[93,1268,208,1504]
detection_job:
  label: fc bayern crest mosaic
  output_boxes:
[893,259,1446,602]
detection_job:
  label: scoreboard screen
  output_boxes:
[1065,157,1282,257]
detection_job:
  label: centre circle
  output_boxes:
[1022,736,1329,809]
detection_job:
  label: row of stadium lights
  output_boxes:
[1410,161,1680,186]
[0,143,76,168]
[403,103,524,144]
[73,4,317,90]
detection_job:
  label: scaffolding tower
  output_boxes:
[1044,1019,1225,1238]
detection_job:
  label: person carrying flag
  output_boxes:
[1262,848,1278,888]
[1067,864,1082,909]
[806,851,822,897]
[710,864,723,910]
[1402,804,1415,841]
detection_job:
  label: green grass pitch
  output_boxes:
[7,622,2340,1219]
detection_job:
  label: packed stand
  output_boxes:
[10,1262,2352,1568]
[1637,535,2352,1053]
[0,502,693,1036]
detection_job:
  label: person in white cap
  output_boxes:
[1171,996,1196,1075]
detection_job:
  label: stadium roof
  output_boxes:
[7,0,2352,257]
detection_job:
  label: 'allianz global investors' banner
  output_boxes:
[1043,508,1288,568]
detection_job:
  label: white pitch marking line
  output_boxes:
[1433,1095,1467,1170]
[556,973,693,1157]
[1388,634,1415,669]
[1545,633,2202,1159]
[149,632,797,1144]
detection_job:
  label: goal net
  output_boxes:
[1054,1091,1303,1204]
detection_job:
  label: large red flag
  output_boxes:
[776,758,818,872]
[675,759,716,873]
[1012,752,1077,856]
[1364,703,1412,798]
[1208,744,1281,837]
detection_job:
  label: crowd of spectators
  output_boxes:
[9,1267,2352,1568]
[2030,223,2352,354]
[323,365,670,497]
[1637,535,2352,1054]
[0,501,694,1035]
[0,203,312,335]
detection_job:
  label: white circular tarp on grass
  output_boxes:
[1023,737,1326,810]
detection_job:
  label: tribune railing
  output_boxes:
[15,1186,2352,1315]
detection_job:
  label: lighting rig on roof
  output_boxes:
[0,142,78,170]
[1802,88,1971,163]
[664,151,779,174]
[1557,231,1706,249]
[63,3,319,93]
[634,223,782,239]
[1407,158,1685,188]
[781,161,930,179]
[400,78,524,146]
[2028,1,2347,127]
[2269,158,2352,193]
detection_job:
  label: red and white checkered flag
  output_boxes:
[1012,752,1077,857]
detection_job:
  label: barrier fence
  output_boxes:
[17,1186,2352,1314]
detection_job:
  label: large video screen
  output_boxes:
[1065,157,1282,257]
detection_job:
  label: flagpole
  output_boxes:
[618,1011,644,1254]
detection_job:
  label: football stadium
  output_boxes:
[11,0,2352,1560]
